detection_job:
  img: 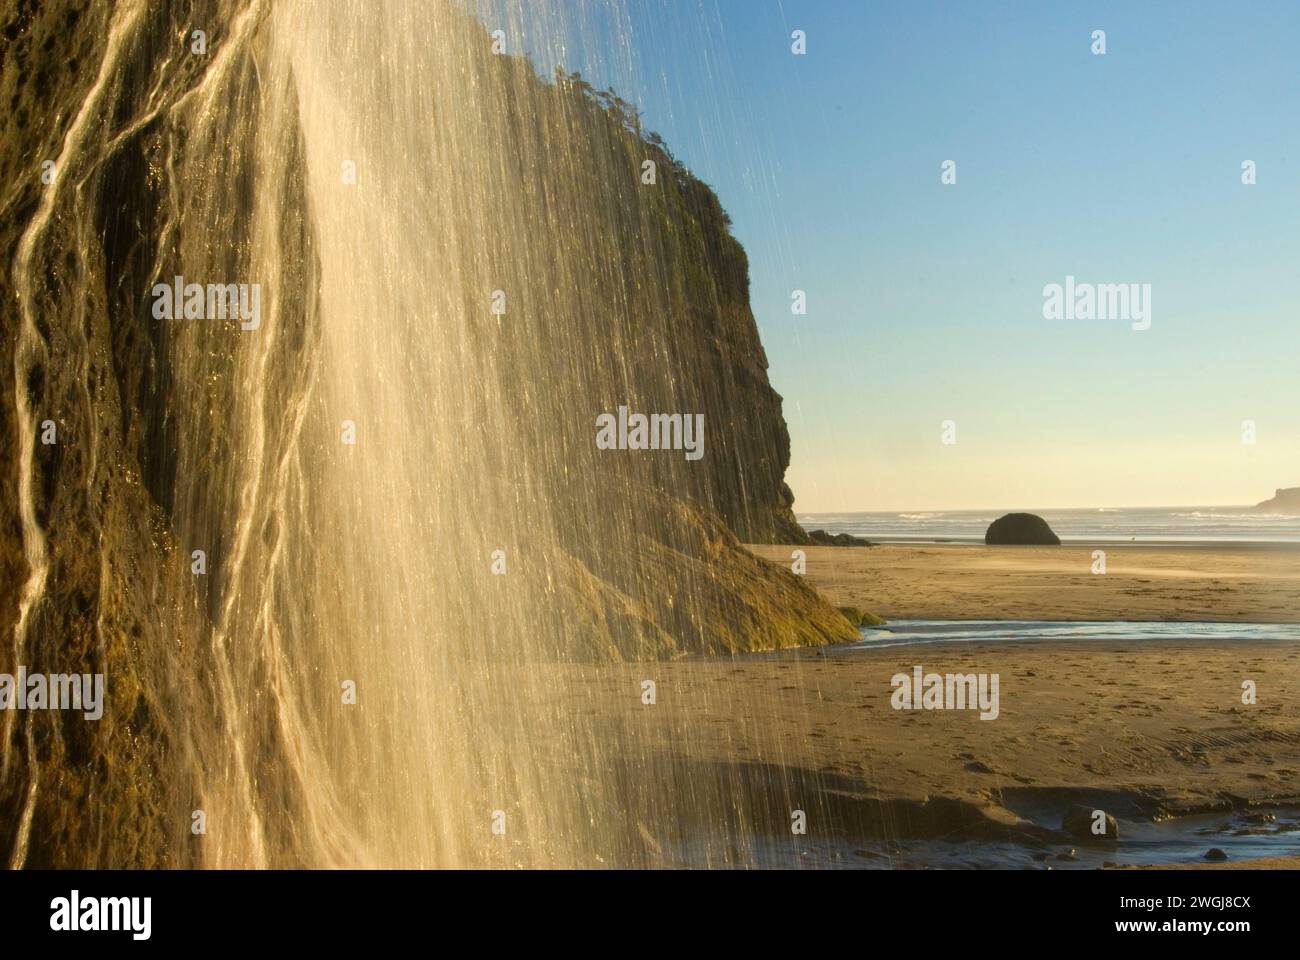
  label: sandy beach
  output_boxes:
[503,543,1300,867]
[527,634,1300,867]
[565,636,1300,806]
[745,543,1300,623]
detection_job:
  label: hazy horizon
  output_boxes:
[797,498,1293,515]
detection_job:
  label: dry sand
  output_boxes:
[745,543,1300,622]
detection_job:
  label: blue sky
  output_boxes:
[481,0,1300,510]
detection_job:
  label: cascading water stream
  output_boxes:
[3,0,847,869]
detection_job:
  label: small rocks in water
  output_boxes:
[1204,847,1229,861]
[1055,848,1078,861]
[984,512,1061,545]
[1062,804,1119,842]
[806,529,873,547]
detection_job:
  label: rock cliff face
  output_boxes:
[1,1,853,867]
[1253,488,1300,512]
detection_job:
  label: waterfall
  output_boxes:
[3,0,849,869]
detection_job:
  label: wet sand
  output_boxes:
[745,543,1300,623]
[519,543,1300,866]
[562,637,1300,812]
[534,636,1300,866]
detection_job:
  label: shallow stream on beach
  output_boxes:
[685,805,1300,870]
[854,619,1300,648]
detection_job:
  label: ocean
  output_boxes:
[797,506,1300,544]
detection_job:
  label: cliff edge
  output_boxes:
[1253,488,1300,512]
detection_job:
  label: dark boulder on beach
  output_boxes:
[985,513,1060,545]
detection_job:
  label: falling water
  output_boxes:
[12,2,1296,875]
[2,0,858,868]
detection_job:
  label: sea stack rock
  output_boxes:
[985,513,1060,545]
